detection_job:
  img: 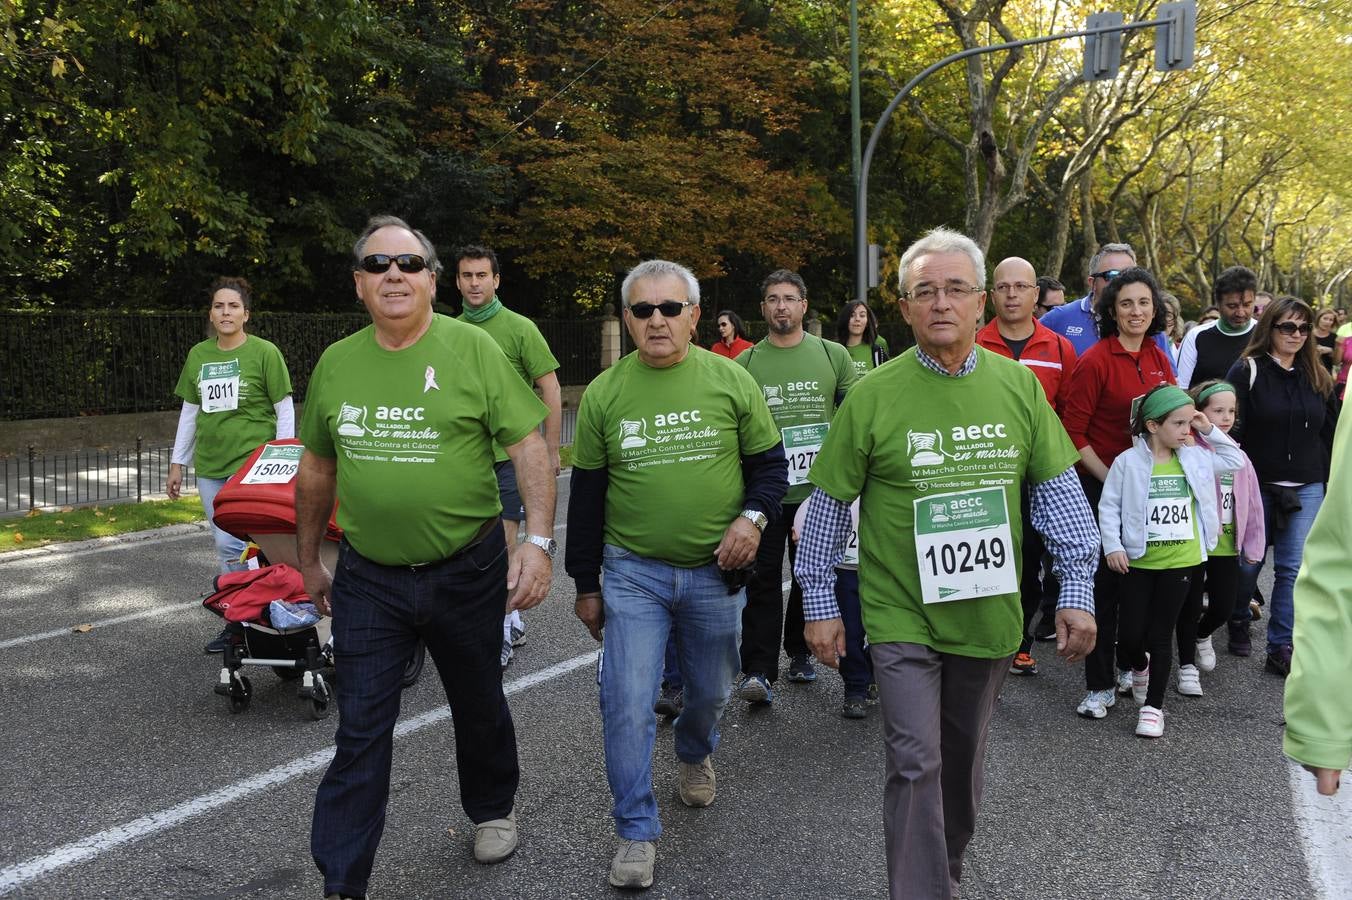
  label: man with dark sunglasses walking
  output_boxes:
[565,259,787,891]
[296,215,557,900]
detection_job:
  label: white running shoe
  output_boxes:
[1076,689,1116,719]
[1136,705,1165,738]
[1176,664,1203,697]
[1116,669,1134,696]
[1195,636,1217,672]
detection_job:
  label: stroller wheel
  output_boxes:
[308,676,331,721]
[229,675,253,714]
[402,642,427,689]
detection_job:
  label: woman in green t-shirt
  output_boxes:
[835,301,889,377]
[167,277,294,651]
[1098,385,1244,738]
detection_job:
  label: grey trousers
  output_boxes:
[873,641,1011,900]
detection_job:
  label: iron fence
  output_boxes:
[1,409,577,515]
[2,311,609,421]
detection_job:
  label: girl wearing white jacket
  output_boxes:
[1099,385,1245,738]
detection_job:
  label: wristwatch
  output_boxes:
[522,534,558,559]
[739,509,768,532]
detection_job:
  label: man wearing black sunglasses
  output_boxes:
[297,215,558,900]
[566,259,787,891]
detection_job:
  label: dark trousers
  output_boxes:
[312,532,518,898]
[1118,565,1195,709]
[1079,473,1129,690]
[874,642,1010,900]
[1176,555,1239,664]
[835,568,874,696]
[740,500,807,682]
[1017,507,1058,652]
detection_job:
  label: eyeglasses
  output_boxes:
[1273,321,1313,336]
[762,295,805,306]
[904,284,982,303]
[627,300,694,319]
[994,282,1035,295]
[1090,269,1122,282]
[359,253,428,274]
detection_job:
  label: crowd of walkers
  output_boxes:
[170,220,1346,898]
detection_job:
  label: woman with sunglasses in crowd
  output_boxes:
[835,300,889,377]
[168,276,294,653]
[710,309,754,359]
[1224,297,1339,675]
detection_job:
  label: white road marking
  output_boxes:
[0,526,208,565]
[0,651,598,896]
[0,601,202,651]
[1288,760,1352,900]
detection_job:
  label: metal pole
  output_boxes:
[850,0,861,191]
[27,445,35,511]
[855,19,1166,303]
[136,436,143,503]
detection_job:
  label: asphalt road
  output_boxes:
[1,482,1344,899]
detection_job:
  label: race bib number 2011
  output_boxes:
[241,444,302,485]
[199,359,241,413]
[913,487,1017,604]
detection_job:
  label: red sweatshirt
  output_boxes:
[1062,334,1175,469]
[975,319,1078,414]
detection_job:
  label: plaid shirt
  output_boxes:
[795,346,1100,622]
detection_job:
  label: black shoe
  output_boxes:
[654,685,684,718]
[204,627,231,654]
[787,654,818,683]
[1265,645,1292,677]
[841,696,869,719]
[1227,621,1251,657]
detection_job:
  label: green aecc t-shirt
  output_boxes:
[1133,454,1204,570]
[299,314,547,566]
[735,333,857,504]
[809,347,1079,659]
[572,346,780,567]
[458,305,559,462]
[174,335,292,478]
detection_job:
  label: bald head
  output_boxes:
[991,257,1039,334]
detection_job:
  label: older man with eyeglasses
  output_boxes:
[796,228,1100,900]
[297,215,557,899]
[565,259,787,891]
[1040,242,1175,370]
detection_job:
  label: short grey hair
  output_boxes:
[898,227,985,294]
[621,259,701,307]
[1089,242,1136,274]
[352,215,443,278]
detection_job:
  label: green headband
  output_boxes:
[1141,385,1194,422]
[1195,381,1236,408]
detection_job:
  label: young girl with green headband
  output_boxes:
[1173,380,1266,697]
[1098,384,1246,738]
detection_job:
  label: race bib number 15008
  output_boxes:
[241,444,302,485]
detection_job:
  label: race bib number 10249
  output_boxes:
[913,487,1017,604]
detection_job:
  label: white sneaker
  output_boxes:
[1136,705,1165,738]
[1195,636,1217,672]
[1076,689,1116,719]
[1116,669,1134,696]
[1176,664,1203,697]
[1131,667,1149,705]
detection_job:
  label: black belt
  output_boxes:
[407,518,501,571]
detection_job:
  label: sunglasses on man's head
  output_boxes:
[628,300,693,319]
[359,253,427,274]
[1273,321,1312,336]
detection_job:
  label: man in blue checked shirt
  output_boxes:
[795,227,1100,900]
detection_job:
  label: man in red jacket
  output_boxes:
[976,256,1079,672]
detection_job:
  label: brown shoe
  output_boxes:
[473,811,518,863]
[678,756,716,807]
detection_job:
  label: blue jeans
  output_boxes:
[312,531,517,898]
[599,544,744,841]
[196,475,248,573]
[835,569,874,697]
[1236,482,1324,654]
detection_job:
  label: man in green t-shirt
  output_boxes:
[296,216,557,899]
[455,243,563,668]
[795,228,1101,900]
[734,268,856,700]
[565,259,787,891]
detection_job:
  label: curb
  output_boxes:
[0,521,211,564]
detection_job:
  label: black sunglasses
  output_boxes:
[1090,268,1122,281]
[359,253,427,274]
[628,300,693,319]
[1273,321,1312,336]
